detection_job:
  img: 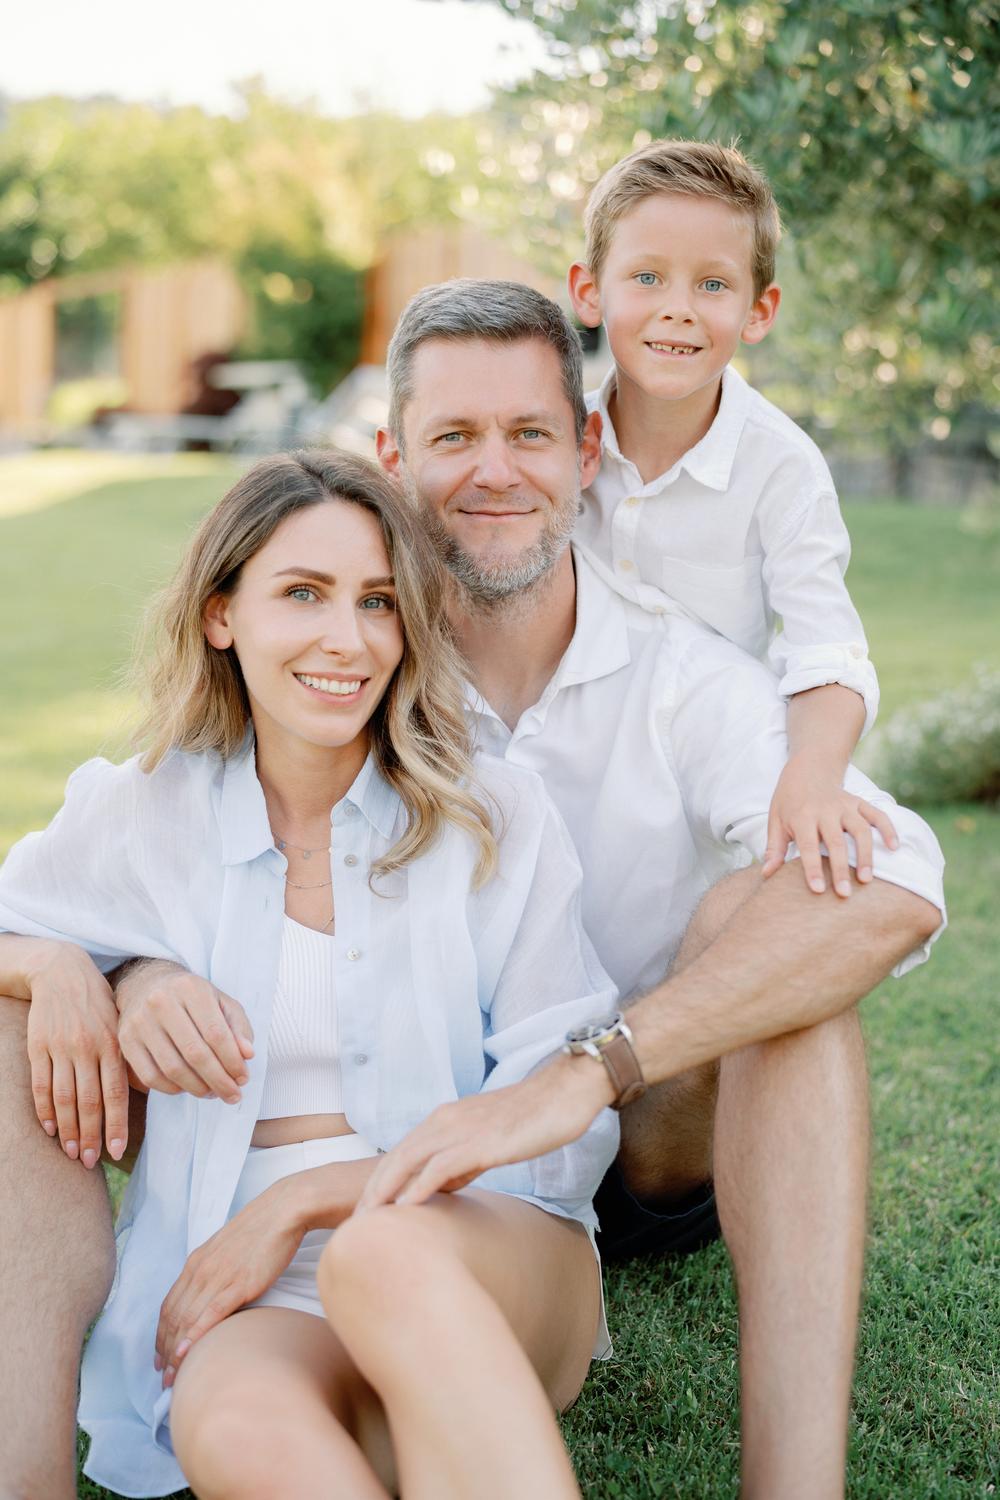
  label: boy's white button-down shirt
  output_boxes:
[467,551,944,1008]
[0,746,618,1498]
[576,364,880,732]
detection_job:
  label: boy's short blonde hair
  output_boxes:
[584,139,782,300]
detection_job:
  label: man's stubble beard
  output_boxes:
[404,477,581,614]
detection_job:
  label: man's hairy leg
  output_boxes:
[619,868,870,1500]
[0,999,116,1500]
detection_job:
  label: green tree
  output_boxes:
[472,0,999,458]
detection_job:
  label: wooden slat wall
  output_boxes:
[0,261,245,432]
[361,226,563,364]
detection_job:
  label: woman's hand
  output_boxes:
[155,1183,303,1387]
[762,753,899,897]
[116,960,255,1103]
[21,939,129,1166]
[357,1052,613,1213]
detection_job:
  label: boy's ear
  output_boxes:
[203,593,234,650]
[741,284,781,346]
[568,262,603,329]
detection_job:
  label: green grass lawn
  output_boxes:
[1,456,997,1498]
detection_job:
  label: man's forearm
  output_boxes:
[626,865,940,1087]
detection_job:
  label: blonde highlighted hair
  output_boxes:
[585,139,782,299]
[134,449,498,885]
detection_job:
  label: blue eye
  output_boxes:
[635,272,659,286]
[702,278,725,293]
[360,594,395,611]
[286,585,316,602]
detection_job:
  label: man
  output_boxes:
[0,281,942,1500]
[364,279,944,1500]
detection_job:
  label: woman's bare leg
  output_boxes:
[170,1306,394,1499]
[319,1190,600,1500]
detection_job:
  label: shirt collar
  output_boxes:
[219,734,398,866]
[593,362,752,492]
[463,545,632,728]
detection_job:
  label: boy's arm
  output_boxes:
[761,685,898,895]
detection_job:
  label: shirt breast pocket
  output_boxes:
[660,552,767,657]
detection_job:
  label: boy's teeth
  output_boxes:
[649,341,698,354]
[296,675,362,695]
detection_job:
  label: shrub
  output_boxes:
[867,666,1000,805]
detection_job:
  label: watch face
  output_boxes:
[566,1017,619,1045]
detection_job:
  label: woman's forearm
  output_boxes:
[0,933,67,1001]
[274,1157,381,1235]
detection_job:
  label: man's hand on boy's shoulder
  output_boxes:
[762,752,899,898]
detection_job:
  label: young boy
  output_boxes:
[568,138,896,896]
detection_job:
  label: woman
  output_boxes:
[0,451,618,1499]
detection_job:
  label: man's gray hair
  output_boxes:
[386,278,587,447]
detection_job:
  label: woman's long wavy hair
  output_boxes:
[134,449,498,885]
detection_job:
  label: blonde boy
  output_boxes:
[569,140,896,896]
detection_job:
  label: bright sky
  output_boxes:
[3,0,547,117]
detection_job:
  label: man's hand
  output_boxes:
[23,940,129,1167]
[762,752,899,897]
[115,961,255,1104]
[356,1051,613,1212]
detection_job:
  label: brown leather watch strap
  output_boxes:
[599,1031,647,1110]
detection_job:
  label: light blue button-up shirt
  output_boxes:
[0,740,619,1497]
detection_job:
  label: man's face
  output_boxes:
[379,336,601,603]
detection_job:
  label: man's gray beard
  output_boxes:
[420,496,580,610]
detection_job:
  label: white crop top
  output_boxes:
[258,916,343,1120]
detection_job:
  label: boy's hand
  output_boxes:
[762,752,899,897]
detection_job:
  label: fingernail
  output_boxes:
[153,1354,163,1372]
[890,837,899,850]
[65,1140,79,1160]
[110,1138,124,1159]
[236,1073,248,1086]
[42,1120,56,1136]
[163,1366,175,1388]
[836,881,851,898]
[859,866,873,882]
[82,1147,98,1169]
[176,1339,191,1360]
[809,878,825,893]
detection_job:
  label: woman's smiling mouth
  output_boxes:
[294,673,366,698]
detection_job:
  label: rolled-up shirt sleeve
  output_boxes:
[760,481,880,734]
[475,778,620,1215]
[666,633,945,977]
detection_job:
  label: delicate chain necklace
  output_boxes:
[272,828,336,926]
[273,834,330,861]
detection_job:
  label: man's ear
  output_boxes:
[568,262,603,329]
[203,593,233,650]
[579,410,603,490]
[741,284,781,346]
[376,427,402,476]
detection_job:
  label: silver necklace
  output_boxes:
[273,834,330,862]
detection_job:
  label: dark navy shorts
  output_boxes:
[594,1163,721,1262]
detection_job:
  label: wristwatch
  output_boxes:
[563,1014,647,1110]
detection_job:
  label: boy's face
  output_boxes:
[572,192,778,409]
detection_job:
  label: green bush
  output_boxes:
[867,666,1000,805]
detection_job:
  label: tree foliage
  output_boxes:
[473,0,999,451]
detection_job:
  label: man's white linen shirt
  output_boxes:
[467,549,944,1006]
[0,746,619,1498]
[576,364,880,732]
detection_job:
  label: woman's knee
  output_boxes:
[172,1361,321,1499]
[319,1205,454,1324]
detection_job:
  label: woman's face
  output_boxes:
[204,499,405,761]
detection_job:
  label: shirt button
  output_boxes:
[617,559,634,572]
[849,644,865,659]
[625,496,640,508]
[343,853,358,867]
[347,948,362,961]
[344,804,357,818]
[354,1054,368,1067]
